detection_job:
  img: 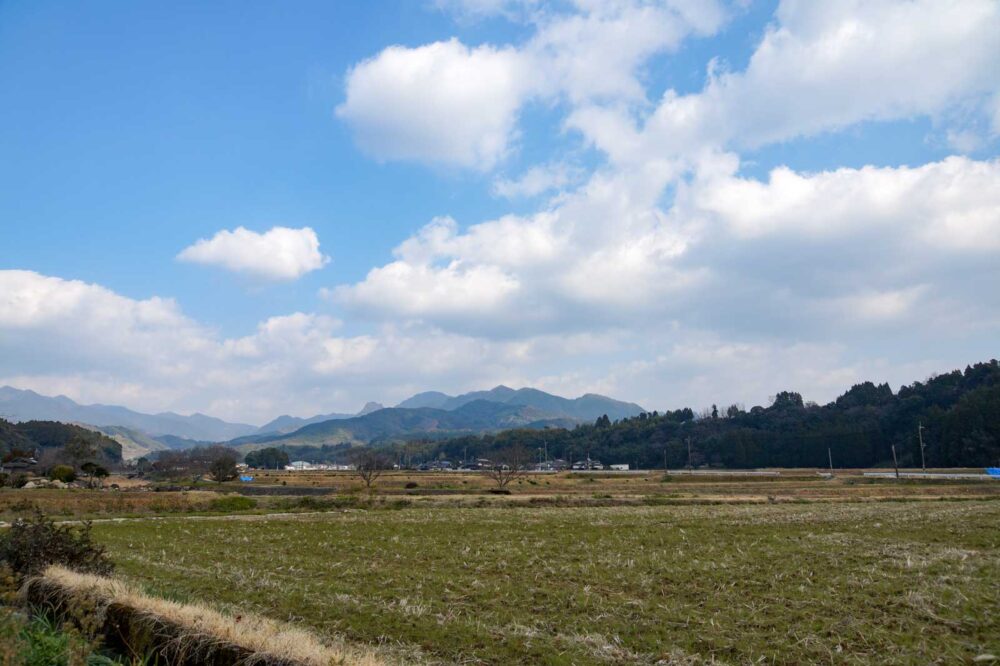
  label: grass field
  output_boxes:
[5,469,998,523]
[92,498,1000,665]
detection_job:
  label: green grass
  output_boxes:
[0,608,134,665]
[92,501,1000,664]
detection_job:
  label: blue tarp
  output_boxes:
[986,468,1000,478]
[239,475,254,482]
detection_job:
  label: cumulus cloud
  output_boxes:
[177,226,329,281]
[336,39,533,170]
[688,156,1000,251]
[336,1,729,168]
[334,153,1000,344]
[570,0,1000,163]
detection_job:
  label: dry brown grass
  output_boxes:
[24,565,386,666]
[0,488,218,520]
[243,468,1000,502]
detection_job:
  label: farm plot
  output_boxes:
[93,501,1000,664]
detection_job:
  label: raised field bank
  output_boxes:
[1,470,997,664]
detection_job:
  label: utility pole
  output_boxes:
[686,437,692,469]
[918,422,927,472]
[891,444,900,479]
[828,447,834,475]
[663,446,668,472]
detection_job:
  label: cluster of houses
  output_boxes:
[412,458,628,472]
[283,461,355,471]
[270,457,630,472]
[0,455,38,472]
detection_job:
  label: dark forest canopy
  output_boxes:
[0,419,122,467]
[374,360,1000,469]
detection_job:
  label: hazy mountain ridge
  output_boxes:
[0,387,257,442]
[242,400,576,450]
[0,384,641,451]
[81,425,209,460]
[257,401,386,435]
[396,385,644,421]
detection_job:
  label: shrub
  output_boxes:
[208,496,257,512]
[404,481,419,489]
[10,474,29,489]
[279,496,358,512]
[48,466,76,483]
[0,512,113,579]
[487,488,511,495]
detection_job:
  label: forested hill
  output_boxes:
[0,419,123,464]
[402,360,1000,469]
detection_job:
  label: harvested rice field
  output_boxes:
[93,500,1000,665]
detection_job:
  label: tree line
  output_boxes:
[384,360,1000,469]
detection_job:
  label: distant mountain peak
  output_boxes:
[358,401,384,415]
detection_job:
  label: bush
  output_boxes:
[0,512,113,579]
[208,496,257,512]
[278,496,358,512]
[48,466,76,483]
[9,474,28,489]
[404,481,419,489]
[487,488,511,495]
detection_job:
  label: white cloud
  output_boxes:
[336,1,729,168]
[688,156,1000,251]
[526,0,727,104]
[333,260,521,322]
[336,39,533,170]
[571,0,1000,164]
[333,154,1000,346]
[177,226,329,281]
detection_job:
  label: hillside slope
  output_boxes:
[0,419,122,464]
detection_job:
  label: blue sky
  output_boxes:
[2,0,999,423]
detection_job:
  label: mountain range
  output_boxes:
[0,386,256,442]
[397,385,644,421]
[0,385,645,457]
[232,399,585,451]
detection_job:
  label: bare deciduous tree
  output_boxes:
[355,450,390,489]
[484,445,529,489]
